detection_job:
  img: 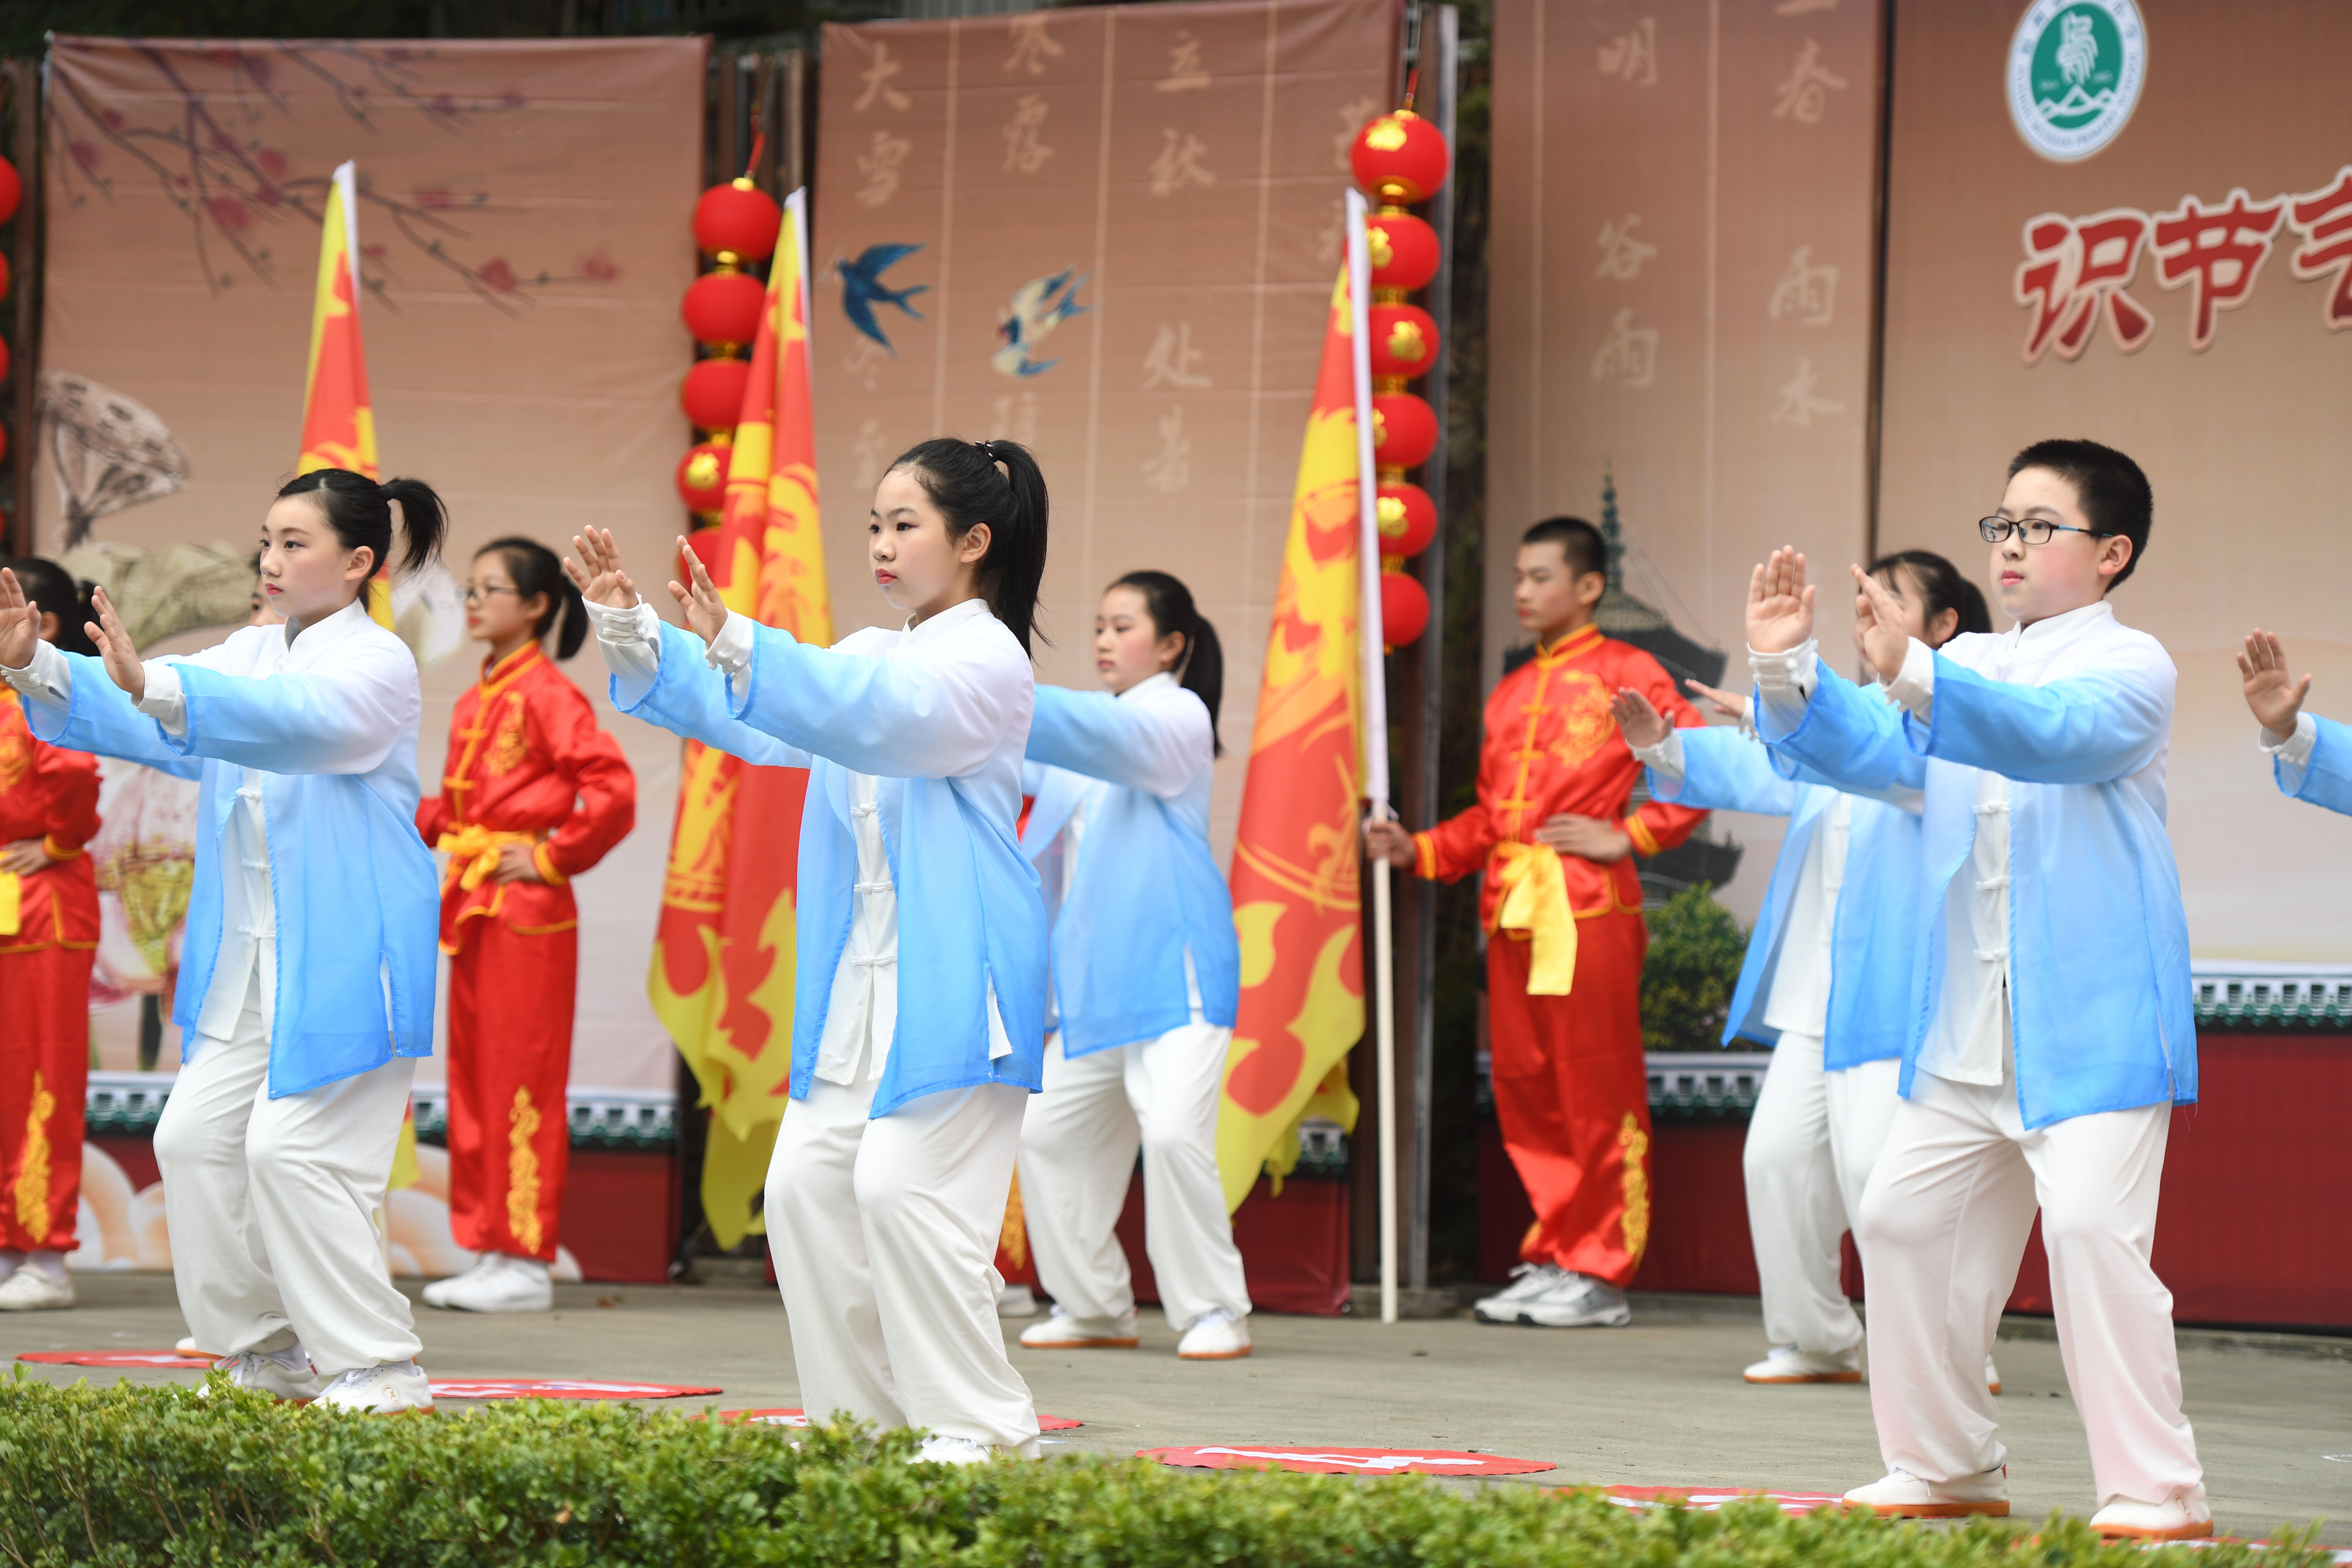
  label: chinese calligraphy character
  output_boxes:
[855,41,911,113]
[1315,193,1348,266]
[844,340,893,393]
[2014,208,2155,363]
[1334,95,1378,169]
[852,417,890,485]
[1772,41,1847,123]
[856,131,912,209]
[1002,95,1055,175]
[1141,322,1212,390]
[990,390,1040,446]
[1594,215,1659,281]
[1149,128,1216,196]
[1142,406,1192,495]
[2287,165,2352,332]
[2153,188,2287,351]
[1158,31,1210,93]
[1767,245,1838,326]
[1769,357,1844,427]
[1590,307,1658,388]
[1004,15,1066,77]
[1598,18,1658,86]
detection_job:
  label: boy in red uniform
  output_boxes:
[1367,517,1704,1327]
[0,559,103,1312]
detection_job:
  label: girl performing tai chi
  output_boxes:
[0,560,103,1312]
[567,437,1050,1463]
[1012,571,1252,1362]
[0,470,447,1413]
[415,539,634,1314]
[1611,552,1999,1390]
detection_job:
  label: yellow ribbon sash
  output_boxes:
[0,871,19,937]
[1489,841,1577,996]
[435,827,540,893]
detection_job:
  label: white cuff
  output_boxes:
[586,596,659,643]
[705,612,755,678]
[2260,710,2317,770]
[1748,639,1818,695]
[590,597,664,703]
[1630,728,1686,781]
[0,637,72,710]
[1883,637,1936,722]
[135,661,188,735]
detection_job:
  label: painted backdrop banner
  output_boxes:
[1486,0,1883,923]
[1874,0,2352,959]
[810,0,1398,862]
[37,37,705,1097]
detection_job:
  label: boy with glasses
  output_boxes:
[1741,439,2209,1541]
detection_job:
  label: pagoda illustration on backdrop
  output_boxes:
[1504,465,1745,906]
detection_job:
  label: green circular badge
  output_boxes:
[2007,0,2146,162]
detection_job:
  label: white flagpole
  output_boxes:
[1345,188,1399,1327]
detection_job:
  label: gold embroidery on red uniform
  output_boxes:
[485,693,530,777]
[1545,670,1616,772]
[15,1073,54,1243]
[506,1086,545,1255]
[0,728,29,793]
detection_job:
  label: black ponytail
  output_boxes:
[1110,569,1223,757]
[276,468,449,596]
[4,558,99,657]
[885,437,1049,656]
[480,536,587,659]
[1868,548,1993,644]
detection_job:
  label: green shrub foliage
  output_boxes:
[1641,884,1748,1052]
[0,1375,2324,1566]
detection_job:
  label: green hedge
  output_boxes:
[0,1375,2325,1567]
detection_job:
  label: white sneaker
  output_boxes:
[1514,1271,1631,1328]
[206,1343,322,1402]
[2090,1488,2213,1541]
[1017,1304,1139,1349]
[1471,1263,1566,1323]
[312,1361,433,1414]
[996,1283,1041,1319]
[1176,1308,1252,1361]
[0,1261,74,1311]
[1843,1465,2009,1518]
[420,1251,499,1309]
[1742,1344,1861,1383]
[424,1252,552,1313]
[915,1434,994,1465]
[1986,1356,2002,1395]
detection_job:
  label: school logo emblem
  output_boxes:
[2007,0,2146,163]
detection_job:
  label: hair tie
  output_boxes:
[975,439,998,462]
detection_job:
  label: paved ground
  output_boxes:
[8,1275,2347,1544]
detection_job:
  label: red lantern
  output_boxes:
[1379,569,1430,646]
[675,441,731,514]
[681,357,751,430]
[1366,211,1439,292]
[692,178,781,263]
[0,251,11,304]
[1367,303,1440,382]
[1376,481,1437,558]
[1371,391,1438,471]
[682,270,765,348]
[0,156,19,227]
[0,420,8,469]
[0,336,11,387]
[1350,110,1451,207]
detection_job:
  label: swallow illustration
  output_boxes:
[992,268,1089,378]
[837,243,929,356]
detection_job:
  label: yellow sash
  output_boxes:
[435,826,540,892]
[0,871,19,937]
[1489,841,1576,996]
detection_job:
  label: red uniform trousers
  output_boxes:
[445,920,575,1262]
[1488,908,1653,1289]
[0,943,95,1253]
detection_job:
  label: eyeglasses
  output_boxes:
[461,583,520,606]
[1976,515,2110,546]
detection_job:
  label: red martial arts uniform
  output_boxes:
[0,688,101,1255]
[416,646,634,1263]
[1413,623,1704,1288]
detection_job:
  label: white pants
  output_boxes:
[764,1065,1040,1455]
[1855,1067,2202,1509]
[1016,1024,1252,1333]
[1743,1032,1900,1354]
[152,981,419,1377]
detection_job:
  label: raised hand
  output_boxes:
[1746,547,1815,654]
[565,528,640,610]
[670,538,731,645]
[0,568,38,671]
[87,586,146,702]
[1362,816,1416,869]
[1850,565,1913,684]
[1608,688,1672,749]
[2238,630,2312,740]
[1684,678,1750,724]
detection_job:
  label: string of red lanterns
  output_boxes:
[1349,96,1452,648]
[675,143,782,519]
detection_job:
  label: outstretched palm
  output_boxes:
[2238,630,2311,738]
[1851,566,1914,684]
[565,529,639,610]
[670,539,730,645]
[0,569,39,670]
[1607,688,1671,749]
[1746,548,1815,654]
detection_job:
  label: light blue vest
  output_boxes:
[2275,714,2352,814]
[30,651,439,1096]
[615,619,1048,1117]
[1018,684,1240,1054]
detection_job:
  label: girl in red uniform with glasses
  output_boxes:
[415,538,634,1312]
